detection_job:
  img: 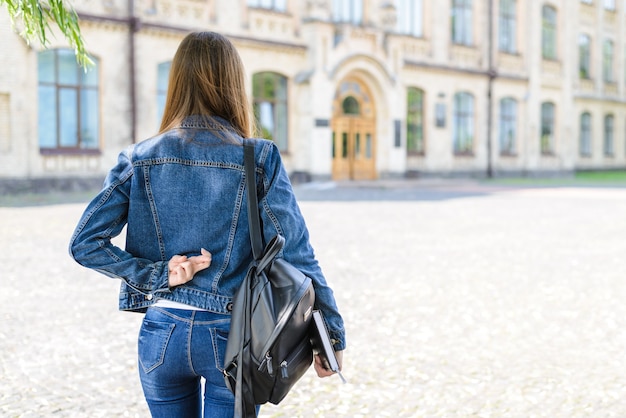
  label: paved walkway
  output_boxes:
[2,181,626,417]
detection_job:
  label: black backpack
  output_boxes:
[223,142,315,417]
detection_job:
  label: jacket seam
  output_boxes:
[134,158,242,170]
[259,142,284,248]
[212,171,246,293]
[143,164,167,261]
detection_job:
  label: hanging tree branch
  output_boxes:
[1,0,92,67]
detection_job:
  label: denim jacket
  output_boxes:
[69,116,346,350]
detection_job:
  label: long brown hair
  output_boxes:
[159,32,254,138]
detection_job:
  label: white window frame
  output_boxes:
[579,34,591,79]
[540,101,556,154]
[156,61,171,126]
[603,39,614,83]
[252,72,289,152]
[453,92,475,154]
[579,112,592,157]
[451,0,473,46]
[499,98,517,155]
[604,114,614,156]
[397,0,423,37]
[498,0,516,53]
[541,5,557,60]
[332,0,363,25]
[247,0,287,12]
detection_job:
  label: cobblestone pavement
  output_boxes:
[2,181,626,417]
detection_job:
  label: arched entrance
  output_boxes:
[331,77,377,180]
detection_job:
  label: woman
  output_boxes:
[69,32,345,417]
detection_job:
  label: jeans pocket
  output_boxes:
[211,327,229,372]
[138,319,175,374]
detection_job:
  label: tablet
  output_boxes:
[310,310,347,383]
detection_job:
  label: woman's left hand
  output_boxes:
[313,350,343,378]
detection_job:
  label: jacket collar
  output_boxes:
[179,115,235,131]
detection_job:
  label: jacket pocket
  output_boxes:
[138,319,175,373]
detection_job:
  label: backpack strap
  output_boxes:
[244,141,263,261]
[236,140,262,418]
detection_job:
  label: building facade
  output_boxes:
[1,0,625,190]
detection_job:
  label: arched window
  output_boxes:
[451,0,473,45]
[38,49,100,151]
[342,96,360,115]
[407,87,425,154]
[579,112,592,157]
[541,5,557,60]
[540,102,555,154]
[604,114,614,156]
[253,72,288,151]
[499,98,517,154]
[453,92,474,154]
[156,61,171,125]
[499,0,516,53]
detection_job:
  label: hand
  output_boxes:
[313,350,343,378]
[168,248,212,287]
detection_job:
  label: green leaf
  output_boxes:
[1,0,92,67]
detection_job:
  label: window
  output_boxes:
[342,96,360,115]
[407,87,425,154]
[604,114,614,156]
[453,92,474,154]
[604,0,616,10]
[332,0,363,24]
[397,0,423,37]
[499,98,517,155]
[603,39,614,83]
[499,0,516,53]
[541,5,557,60]
[540,102,555,154]
[579,34,591,79]
[451,0,473,46]
[38,49,99,151]
[253,72,288,151]
[247,0,286,12]
[157,62,171,125]
[580,112,592,156]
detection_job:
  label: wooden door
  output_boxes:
[331,78,377,180]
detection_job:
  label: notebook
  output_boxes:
[310,310,347,383]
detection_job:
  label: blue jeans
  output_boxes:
[138,307,236,417]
